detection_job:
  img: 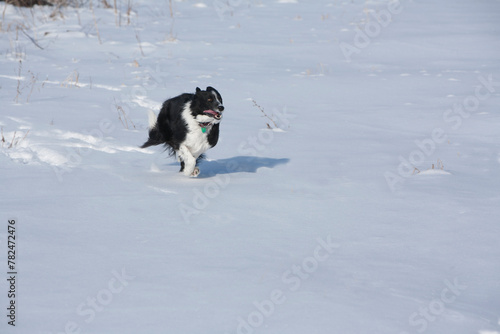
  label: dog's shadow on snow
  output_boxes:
[198,156,289,178]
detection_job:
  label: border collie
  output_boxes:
[140,87,224,177]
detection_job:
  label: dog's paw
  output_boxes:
[183,166,200,177]
[190,167,200,177]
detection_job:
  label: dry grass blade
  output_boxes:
[89,0,102,44]
[8,131,17,149]
[115,101,136,129]
[1,129,30,149]
[252,99,278,129]
[1,128,5,147]
[61,70,80,87]
[168,0,173,18]
[135,28,145,57]
[20,28,44,49]
[14,60,22,103]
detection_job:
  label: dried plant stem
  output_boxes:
[135,28,144,57]
[1,3,8,32]
[126,0,132,25]
[26,70,38,102]
[62,70,80,88]
[113,0,119,26]
[168,0,173,18]
[164,0,176,42]
[19,130,29,145]
[90,0,102,44]
[252,99,278,129]
[1,129,29,149]
[432,159,444,170]
[75,1,81,25]
[15,60,22,103]
[8,131,17,149]
[115,101,136,129]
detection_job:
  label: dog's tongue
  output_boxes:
[203,109,219,116]
[203,110,221,119]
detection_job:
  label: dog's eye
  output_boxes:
[208,98,213,102]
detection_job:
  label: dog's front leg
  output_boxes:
[178,145,200,177]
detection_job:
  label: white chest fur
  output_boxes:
[181,103,213,159]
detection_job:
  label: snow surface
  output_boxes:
[1,0,500,333]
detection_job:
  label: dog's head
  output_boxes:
[192,86,224,123]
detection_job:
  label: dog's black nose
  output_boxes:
[218,106,224,112]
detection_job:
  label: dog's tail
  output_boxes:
[140,111,164,148]
[147,110,157,128]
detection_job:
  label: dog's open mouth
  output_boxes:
[203,109,222,120]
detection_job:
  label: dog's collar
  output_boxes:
[198,122,212,133]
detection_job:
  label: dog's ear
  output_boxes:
[196,87,201,94]
[206,86,213,92]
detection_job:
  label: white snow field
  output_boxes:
[1,0,500,333]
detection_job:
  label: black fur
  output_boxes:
[141,87,224,177]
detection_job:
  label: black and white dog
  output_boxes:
[141,87,224,177]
